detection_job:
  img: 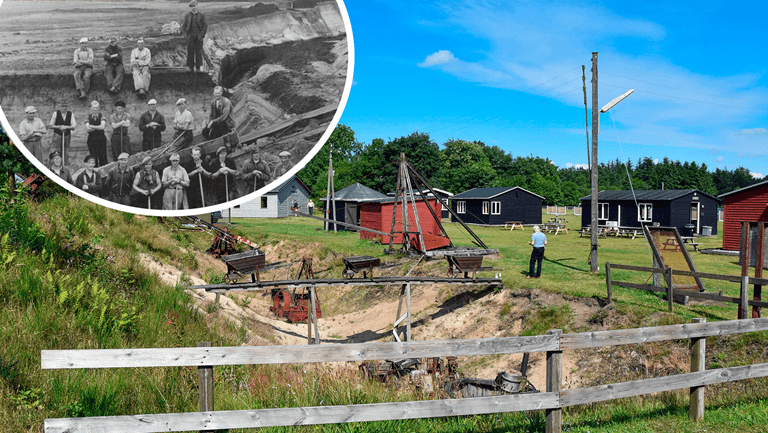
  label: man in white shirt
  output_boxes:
[130,38,152,97]
[173,98,194,149]
[73,37,94,99]
[19,106,48,165]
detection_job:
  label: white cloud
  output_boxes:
[653,159,659,164]
[565,162,589,169]
[752,172,764,179]
[716,156,724,162]
[418,50,457,67]
[740,128,767,135]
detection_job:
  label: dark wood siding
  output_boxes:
[722,186,768,250]
[451,189,542,225]
[487,189,543,225]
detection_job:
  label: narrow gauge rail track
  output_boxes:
[191,275,503,293]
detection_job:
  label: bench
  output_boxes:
[505,221,524,231]
[579,227,606,238]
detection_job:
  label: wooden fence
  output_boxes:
[605,262,768,316]
[42,317,768,433]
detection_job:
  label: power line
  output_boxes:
[599,82,757,110]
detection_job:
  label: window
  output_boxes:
[638,203,652,222]
[457,201,466,214]
[260,197,268,209]
[598,203,609,220]
[491,201,501,215]
[482,201,490,214]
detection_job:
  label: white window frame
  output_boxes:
[491,201,501,215]
[482,201,490,215]
[638,203,652,222]
[457,201,466,214]
[598,203,609,220]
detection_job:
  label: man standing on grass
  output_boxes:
[527,225,547,279]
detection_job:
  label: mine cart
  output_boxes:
[445,254,484,278]
[270,288,322,323]
[221,249,292,283]
[342,255,382,279]
[444,371,537,398]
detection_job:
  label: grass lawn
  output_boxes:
[230,211,742,323]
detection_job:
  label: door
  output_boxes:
[690,202,700,234]
[345,204,358,230]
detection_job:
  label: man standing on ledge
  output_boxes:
[527,225,547,279]
[73,38,93,100]
[130,38,152,97]
[182,0,207,73]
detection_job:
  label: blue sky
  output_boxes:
[338,0,768,178]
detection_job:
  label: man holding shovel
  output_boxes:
[110,100,131,161]
[138,99,166,151]
[161,153,190,210]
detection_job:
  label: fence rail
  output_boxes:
[605,263,768,315]
[43,317,768,433]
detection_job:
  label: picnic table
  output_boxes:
[579,226,607,238]
[615,226,645,239]
[542,222,568,235]
[661,236,700,252]
[505,221,524,230]
[679,236,701,252]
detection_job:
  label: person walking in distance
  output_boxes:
[527,225,547,279]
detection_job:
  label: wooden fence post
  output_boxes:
[198,341,215,433]
[689,318,706,422]
[665,267,674,313]
[605,262,612,303]
[741,275,749,320]
[545,329,562,433]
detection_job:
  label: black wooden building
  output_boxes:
[321,182,388,231]
[450,187,544,225]
[580,189,720,235]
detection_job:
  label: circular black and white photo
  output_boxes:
[0,0,352,215]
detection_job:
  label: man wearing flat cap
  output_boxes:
[130,38,152,96]
[19,106,48,165]
[133,156,162,209]
[239,149,271,195]
[73,38,94,99]
[209,145,238,204]
[138,99,166,151]
[105,152,135,206]
[103,36,125,93]
[182,0,208,73]
[273,150,295,178]
[48,151,72,184]
[173,98,194,149]
[110,100,132,161]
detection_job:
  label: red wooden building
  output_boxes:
[359,198,451,252]
[719,180,768,250]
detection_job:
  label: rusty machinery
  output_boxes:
[269,258,321,323]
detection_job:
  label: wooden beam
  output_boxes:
[44,392,561,433]
[689,318,705,422]
[42,335,559,369]
[560,362,768,407]
[561,317,768,350]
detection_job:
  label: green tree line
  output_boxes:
[299,124,765,206]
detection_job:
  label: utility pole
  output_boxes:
[590,52,599,273]
[325,143,336,232]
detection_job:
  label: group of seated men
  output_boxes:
[73,0,207,99]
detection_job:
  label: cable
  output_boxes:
[600,82,756,110]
